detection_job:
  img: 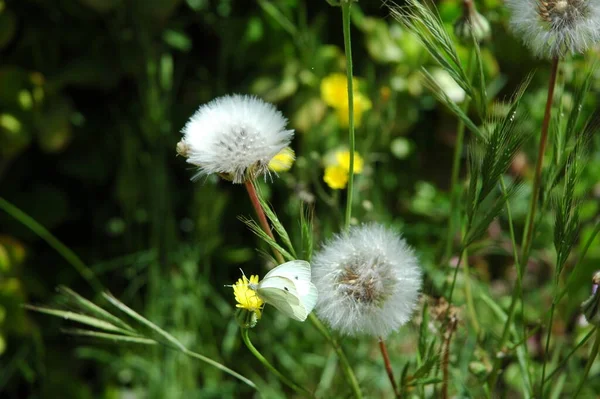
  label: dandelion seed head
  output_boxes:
[506,0,600,58]
[180,95,294,183]
[312,223,422,337]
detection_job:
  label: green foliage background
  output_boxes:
[1,0,600,397]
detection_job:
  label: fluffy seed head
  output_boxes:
[311,224,422,337]
[506,0,600,58]
[179,94,294,183]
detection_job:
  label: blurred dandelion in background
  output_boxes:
[506,0,600,58]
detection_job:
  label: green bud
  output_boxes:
[235,308,259,329]
[453,0,491,45]
[582,271,600,326]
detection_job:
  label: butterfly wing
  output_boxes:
[257,276,309,321]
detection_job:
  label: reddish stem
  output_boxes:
[379,338,400,397]
[244,180,284,264]
[521,57,560,261]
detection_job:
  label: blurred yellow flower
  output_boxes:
[335,151,364,174]
[268,147,295,172]
[233,275,264,319]
[320,73,371,128]
[320,73,358,108]
[324,165,349,190]
[334,93,372,128]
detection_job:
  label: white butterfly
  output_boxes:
[251,260,318,322]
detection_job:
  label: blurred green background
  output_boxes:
[1,0,600,397]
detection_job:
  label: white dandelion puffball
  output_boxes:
[312,223,422,337]
[179,94,294,183]
[506,0,600,59]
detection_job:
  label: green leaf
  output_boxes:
[24,305,136,336]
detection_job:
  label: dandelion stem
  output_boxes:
[521,56,559,263]
[240,328,314,397]
[441,315,458,399]
[341,1,355,231]
[309,314,363,399]
[0,196,103,293]
[244,180,284,264]
[573,329,600,398]
[379,338,399,397]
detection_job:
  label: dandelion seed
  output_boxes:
[311,223,422,337]
[178,94,294,183]
[506,0,600,58]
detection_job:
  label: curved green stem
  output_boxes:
[241,328,314,397]
[341,1,355,231]
[0,196,103,293]
[573,329,600,398]
[309,314,363,398]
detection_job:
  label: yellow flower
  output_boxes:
[233,275,264,318]
[334,93,372,128]
[268,147,295,172]
[320,73,358,108]
[335,151,364,174]
[324,165,349,190]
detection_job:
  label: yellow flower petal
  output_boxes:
[324,165,349,190]
[268,147,295,172]
[232,274,264,318]
[320,73,359,108]
[335,151,364,174]
[334,93,372,128]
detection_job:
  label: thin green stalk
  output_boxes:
[462,245,479,334]
[0,196,103,293]
[444,49,475,260]
[341,1,355,231]
[540,301,556,396]
[309,314,363,399]
[240,328,313,398]
[544,327,596,382]
[488,178,526,390]
[573,329,600,398]
[446,248,465,305]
